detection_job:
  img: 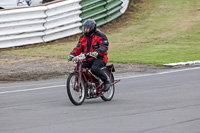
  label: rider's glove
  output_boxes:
[91,51,98,58]
[67,54,74,61]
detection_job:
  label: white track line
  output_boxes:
[0,81,64,89]
[1,67,200,95]
[0,85,65,94]
[116,67,200,80]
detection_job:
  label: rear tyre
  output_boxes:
[101,69,115,101]
[66,73,86,105]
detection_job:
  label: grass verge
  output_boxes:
[1,0,200,65]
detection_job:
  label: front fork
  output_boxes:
[72,62,83,92]
[77,63,82,90]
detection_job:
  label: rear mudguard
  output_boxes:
[102,64,115,72]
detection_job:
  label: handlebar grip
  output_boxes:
[85,52,97,58]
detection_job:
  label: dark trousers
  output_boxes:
[83,59,107,82]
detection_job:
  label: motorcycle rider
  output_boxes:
[68,19,110,92]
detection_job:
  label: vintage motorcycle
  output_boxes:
[66,53,120,105]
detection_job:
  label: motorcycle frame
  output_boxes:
[70,60,120,94]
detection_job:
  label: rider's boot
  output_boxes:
[104,79,110,92]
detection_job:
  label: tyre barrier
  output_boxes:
[0,0,130,48]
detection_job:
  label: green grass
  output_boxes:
[1,0,200,65]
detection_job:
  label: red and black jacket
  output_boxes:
[70,31,109,64]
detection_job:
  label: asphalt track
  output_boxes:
[0,67,200,133]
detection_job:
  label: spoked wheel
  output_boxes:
[66,73,86,105]
[101,69,115,101]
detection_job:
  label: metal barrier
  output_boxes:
[0,6,47,48]
[0,0,130,48]
[43,0,82,42]
[80,0,124,26]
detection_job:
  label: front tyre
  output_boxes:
[66,73,86,105]
[101,69,115,101]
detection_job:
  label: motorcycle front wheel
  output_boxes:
[66,73,86,105]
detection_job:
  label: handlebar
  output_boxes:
[72,52,96,63]
[72,54,85,62]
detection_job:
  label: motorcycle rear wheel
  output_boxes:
[101,69,115,101]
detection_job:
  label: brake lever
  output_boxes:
[85,52,90,57]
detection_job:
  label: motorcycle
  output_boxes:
[66,53,120,105]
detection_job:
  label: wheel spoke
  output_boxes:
[67,73,86,105]
[101,69,115,101]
